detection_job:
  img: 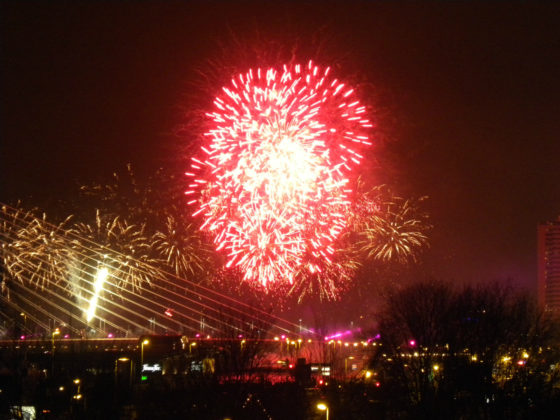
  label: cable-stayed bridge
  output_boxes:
[0,202,376,390]
[0,203,308,341]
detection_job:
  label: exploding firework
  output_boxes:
[288,242,361,302]
[0,205,36,278]
[187,61,372,290]
[352,185,430,265]
[0,205,74,291]
[1,204,36,295]
[71,210,161,293]
[152,215,214,280]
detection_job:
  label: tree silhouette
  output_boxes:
[370,280,560,419]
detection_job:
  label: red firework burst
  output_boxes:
[187,61,371,290]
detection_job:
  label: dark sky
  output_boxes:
[2,1,560,295]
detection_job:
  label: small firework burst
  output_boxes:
[71,210,161,293]
[288,242,361,302]
[152,214,214,280]
[352,184,430,265]
[1,204,74,291]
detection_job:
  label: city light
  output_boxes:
[51,328,60,353]
[141,339,150,366]
[317,402,329,420]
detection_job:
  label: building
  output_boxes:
[537,217,560,313]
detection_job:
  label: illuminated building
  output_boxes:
[537,217,560,312]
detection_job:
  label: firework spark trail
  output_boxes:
[188,61,371,290]
[86,267,109,322]
[0,203,305,336]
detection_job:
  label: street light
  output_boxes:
[51,328,60,373]
[73,378,81,395]
[115,357,132,387]
[20,313,27,331]
[317,402,329,420]
[141,339,149,367]
[51,328,60,352]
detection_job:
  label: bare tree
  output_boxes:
[370,280,560,419]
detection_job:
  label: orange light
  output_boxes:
[317,402,328,411]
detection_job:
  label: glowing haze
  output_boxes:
[187,61,371,290]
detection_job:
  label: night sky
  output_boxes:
[2,2,560,295]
